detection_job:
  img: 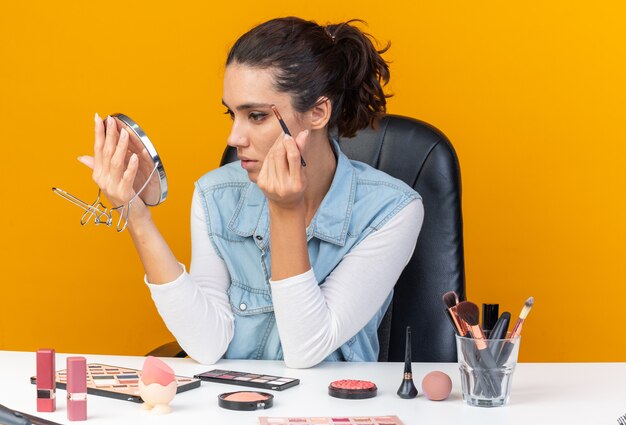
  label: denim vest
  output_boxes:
[195,142,420,362]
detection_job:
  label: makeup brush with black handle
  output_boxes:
[489,312,511,340]
[442,291,464,336]
[488,311,511,359]
[456,301,501,397]
[442,292,485,395]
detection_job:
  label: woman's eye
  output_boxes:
[249,112,268,122]
[224,109,234,120]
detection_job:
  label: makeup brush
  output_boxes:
[489,312,511,340]
[456,301,501,397]
[271,105,306,167]
[442,291,467,336]
[509,297,534,339]
[455,302,495,353]
[442,291,458,309]
[443,291,485,395]
[488,311,511,359]
[397,326,418,399]
[496,297,534,366]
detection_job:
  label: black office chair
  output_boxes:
[149,114,466,362]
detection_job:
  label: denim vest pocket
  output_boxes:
[227,281,274,316]
[226,281,277,359]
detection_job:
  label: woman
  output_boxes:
[80,17,423,368]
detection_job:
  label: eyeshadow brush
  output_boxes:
[271,105,306,167]
[509,296,534,338]
[456,301,501,397]
[497,297,534,366]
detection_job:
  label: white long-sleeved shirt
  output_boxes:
[146,189,423,368]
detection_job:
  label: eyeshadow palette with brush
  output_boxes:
[30,363,200,403]
[259,416,405,425]
[194,368,300,391]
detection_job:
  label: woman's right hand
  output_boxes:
[78,114,148,220]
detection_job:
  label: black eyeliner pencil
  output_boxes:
[271,105,306,167]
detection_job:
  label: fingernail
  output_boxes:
[94,112,100,123]
[107,116,113,127]
[130,153,138,162]
[120,128,128,139]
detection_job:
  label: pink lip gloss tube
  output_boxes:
[67,356,87,421]
[36,348,56,412]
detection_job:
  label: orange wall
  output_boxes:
[1,2,624,362]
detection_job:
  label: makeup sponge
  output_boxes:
[421,371,452,401]
[140,356,175,386]
[139,357,177,414]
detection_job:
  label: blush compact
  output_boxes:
[328,379,377,399]
[218,391,274,411]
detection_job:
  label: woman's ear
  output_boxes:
[309,97,332,130]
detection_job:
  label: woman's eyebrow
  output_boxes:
[221,100,273,111]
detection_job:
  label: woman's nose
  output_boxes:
[227,121,249,148]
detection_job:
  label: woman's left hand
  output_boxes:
[257,129,309,209]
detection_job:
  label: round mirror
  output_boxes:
[111,113,168,206]
[52,113,168,232]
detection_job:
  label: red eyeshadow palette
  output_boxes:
[194,369,300,391]
[258,416,405,425]
[31,363,200,403]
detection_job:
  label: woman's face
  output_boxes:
[223,63,303,182]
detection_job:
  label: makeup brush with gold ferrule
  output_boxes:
[456,301,501,397]
[496,297,534,366]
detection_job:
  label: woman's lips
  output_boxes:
[240,159,257,170]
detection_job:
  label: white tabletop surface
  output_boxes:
[0,350,624,425]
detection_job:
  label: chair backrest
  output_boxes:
[220,114,466,362]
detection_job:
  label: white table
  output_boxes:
[0,351,624,424]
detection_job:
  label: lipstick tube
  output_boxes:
[67,357,87,421]
[36,349,56,412]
